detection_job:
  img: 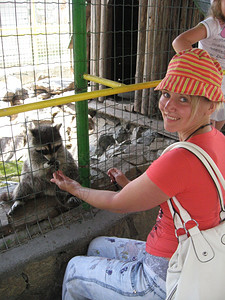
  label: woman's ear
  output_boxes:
[207,102,217,116]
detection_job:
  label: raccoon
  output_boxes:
[7,124,81,216]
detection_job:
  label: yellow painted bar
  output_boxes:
[83,73,126,88]
[0,79,162,117]
[2,67,225,118]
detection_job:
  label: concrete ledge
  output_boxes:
[0,208,159,300]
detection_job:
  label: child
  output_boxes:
[172,0,225,130]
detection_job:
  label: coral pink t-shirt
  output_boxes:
[146,127,225,258]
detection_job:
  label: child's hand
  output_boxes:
[107,168,130,188]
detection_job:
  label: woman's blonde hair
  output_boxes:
[190,95,221,119]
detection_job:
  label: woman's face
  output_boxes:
[159,90,192,133]
[158,90,213,137]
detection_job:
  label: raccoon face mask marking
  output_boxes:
[35,142,62,170]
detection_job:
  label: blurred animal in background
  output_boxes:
[2,124,81,216]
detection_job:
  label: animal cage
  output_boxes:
[0,0,208,253]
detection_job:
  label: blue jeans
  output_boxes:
[62,236,168,300]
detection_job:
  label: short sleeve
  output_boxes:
[146,148,192,197]
[200,17,221,38]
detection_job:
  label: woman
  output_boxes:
[51,48,225,300]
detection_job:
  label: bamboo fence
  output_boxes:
[87,0,204,113]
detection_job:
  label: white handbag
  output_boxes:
[162,142,225,300]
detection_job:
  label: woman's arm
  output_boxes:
[172,24,207,53]
[51,170,169,213]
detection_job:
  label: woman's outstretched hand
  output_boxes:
[51,170,81,195]
[107,168,130,188]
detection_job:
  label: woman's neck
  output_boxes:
[179,123,212,141]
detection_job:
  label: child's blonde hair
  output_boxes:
[210,0,225,23]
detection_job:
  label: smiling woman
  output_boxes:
[155,48,222,141]
[158,91,216,141]
[51,48,225,300]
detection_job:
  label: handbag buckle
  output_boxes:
[175,227,187,238]
[183,219,199,232]
[175,219,199,238]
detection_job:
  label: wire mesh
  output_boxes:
[0,0,206,252]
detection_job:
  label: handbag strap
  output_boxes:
[162,141,225,223]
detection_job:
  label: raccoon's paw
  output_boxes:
[0,191,12,202]
[8,200,24,216]
[66,196,82,208]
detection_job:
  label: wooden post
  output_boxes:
[134,0,148,113]
[90,0,101,92]
[99,0,107,102]
[86,3,91,74]
[106,1,113,80]
[141,0,156,115]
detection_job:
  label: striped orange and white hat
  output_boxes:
[155,48,224,102]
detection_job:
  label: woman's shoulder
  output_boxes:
[146,146,196,197]
[188,128,225,162]
[191,127,225,146]
[151,129,225,169]
[151,146,193,170]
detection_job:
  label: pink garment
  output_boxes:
[146,127,225,258]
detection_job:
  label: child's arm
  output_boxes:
[172,23,207,53]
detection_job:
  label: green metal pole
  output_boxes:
[72,0,90,187]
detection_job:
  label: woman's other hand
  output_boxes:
[107,168,130,188]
